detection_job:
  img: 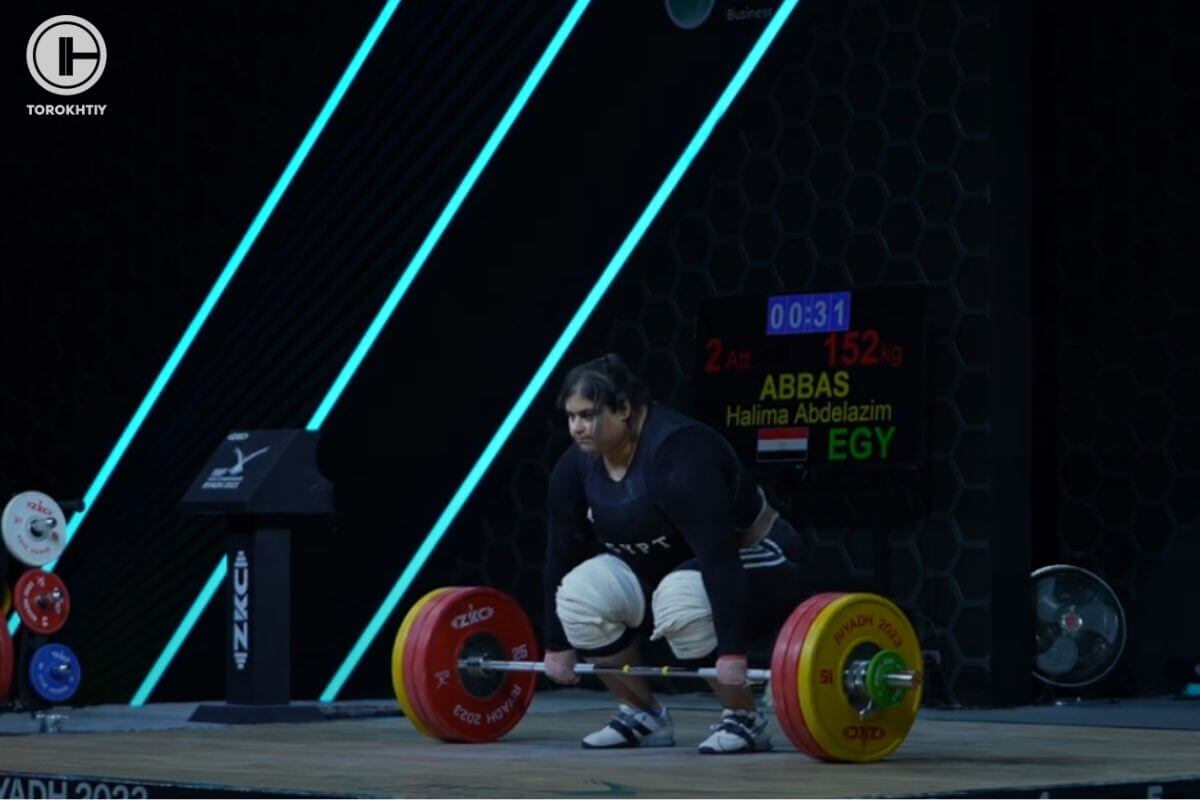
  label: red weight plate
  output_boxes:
[408,586,537,743]
[14,569,70,635]
[769,598,811,750]
[407,586,538,742]
[393,587,454,739]
[771,592,843,760]
[771,592,840,759]
[403,588,504,741]
[403,587,469,740]
[788,592,853,761]
[403,587,509,742]
[0,623,13,700]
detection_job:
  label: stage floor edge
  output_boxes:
[2,692,1199,798]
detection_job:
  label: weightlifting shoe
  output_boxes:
[697,707,772,754]
[581,704,675,748]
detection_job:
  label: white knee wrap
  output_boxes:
[555,554,645,651]
[649,570,717,659]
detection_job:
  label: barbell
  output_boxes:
[392,586,924,762]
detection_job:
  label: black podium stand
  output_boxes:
[180,429,333,724]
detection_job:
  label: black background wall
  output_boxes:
[2,0,1194,707]
[1033,0,1200,696]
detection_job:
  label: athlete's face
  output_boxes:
[564,393,630,454]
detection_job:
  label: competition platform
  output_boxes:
[2,690,1200,798]
[3,441,1199,797]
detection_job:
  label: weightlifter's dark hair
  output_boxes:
[556,354,652,414]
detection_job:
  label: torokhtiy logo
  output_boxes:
[27,15,106,95]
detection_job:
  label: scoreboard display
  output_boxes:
[693,287,927,468]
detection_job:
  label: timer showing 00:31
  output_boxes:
[765,291,852,336]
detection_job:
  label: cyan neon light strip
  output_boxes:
[320,0,803,702]
[7,2,408,641]
[307,0,591,430]
[130,0,593,705]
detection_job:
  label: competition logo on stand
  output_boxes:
[203,445,271,491]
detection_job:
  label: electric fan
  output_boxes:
[1031,564,1126,689]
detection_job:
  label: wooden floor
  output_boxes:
[3,694,1200,797]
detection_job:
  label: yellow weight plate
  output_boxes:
[392,587,452,738]
[796,592,923,762]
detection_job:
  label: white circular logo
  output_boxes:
[27,15,107,96]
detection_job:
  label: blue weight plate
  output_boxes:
[29,643,81,703]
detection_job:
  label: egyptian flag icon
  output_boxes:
[756,426,809,462]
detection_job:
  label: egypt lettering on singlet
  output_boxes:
[602,536,672,558]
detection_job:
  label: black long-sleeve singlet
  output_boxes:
[543,403,762,655]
